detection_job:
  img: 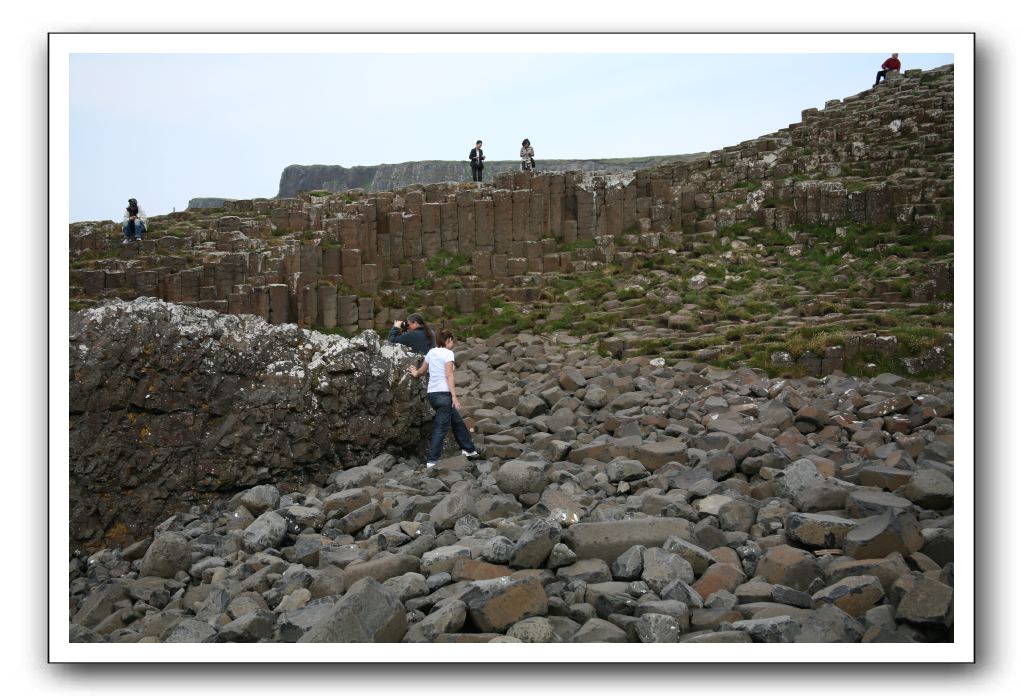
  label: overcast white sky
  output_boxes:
[67,45,953,222]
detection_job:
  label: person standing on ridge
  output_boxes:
[122,198,147,244]
[387,313,434,356]
[407,329,480,468]
[469,140,485,182]
[520,138,535,172]
[875,53,901,86]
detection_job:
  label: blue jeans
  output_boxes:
[123,219,146,240]
[426,392,475,461]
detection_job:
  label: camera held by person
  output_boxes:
[386,313,434,356]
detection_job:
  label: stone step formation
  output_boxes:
[69,299,954,645]
[70,64,953,379]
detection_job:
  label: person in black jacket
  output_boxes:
[387,313,435,356]
[469,140,485,182]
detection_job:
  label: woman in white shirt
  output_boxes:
[408,329,479,468]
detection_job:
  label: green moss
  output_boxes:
[720,220,757,237]
[557,237,598,253]
[617,286,646,302]
[312,325,354,338]
[634,338,671,355]
[452,297,533,338]
[162,224,194,238]
[426,251,470,277]
[70,248,122,268]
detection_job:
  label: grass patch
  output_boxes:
[69,299,94,312]
[784,326,846,356]
[70,249,122,268]
[161,224,194,238]
[720,220,757,237]
[313,325,355,338]
[542,303,608,336]
[452,297,533,338]
[843,350,953,380]
[617,286,646,302]
[634,338,671,355]
[556,237,598,253]
[552,272,616,303]
[426,251,470,277]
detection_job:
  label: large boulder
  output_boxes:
[298,577,407,642]
[69,298,430,552]
[495,459,549,497]
[562,518,696,566]
[463,576,548,632]
[784,512,860,550]
[138,533,191,579]
[241,511,288,553]
[843,510,924,559]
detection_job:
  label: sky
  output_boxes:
[68,48,954,223]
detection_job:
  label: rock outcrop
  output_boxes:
[187,197,237,210]
[276,155,703,199]
[69,298,430,551]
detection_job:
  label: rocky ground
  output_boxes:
[69,301,954,644]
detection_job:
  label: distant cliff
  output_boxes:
[187,197,236,210]
[276,155,704,198]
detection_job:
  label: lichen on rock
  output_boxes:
[69,297,430,551]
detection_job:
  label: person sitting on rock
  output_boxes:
[520,138,535,171]
[875,53,901,86]
[122,198,147,244]
[407,329,480,468]
[387,313,434,356]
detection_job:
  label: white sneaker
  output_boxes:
[121,239,130,245]
[461,450,480,459]
[425,461,437,469]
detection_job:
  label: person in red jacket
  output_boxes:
[875,53,901,86]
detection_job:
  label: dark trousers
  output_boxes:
[471,164,484,182]
[426,392,475,461]
[875,70,888,85]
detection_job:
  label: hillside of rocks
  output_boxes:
[68,66,956,644]
[274,154,705,199]
[70,306,954,644]
[70,65,954,381]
